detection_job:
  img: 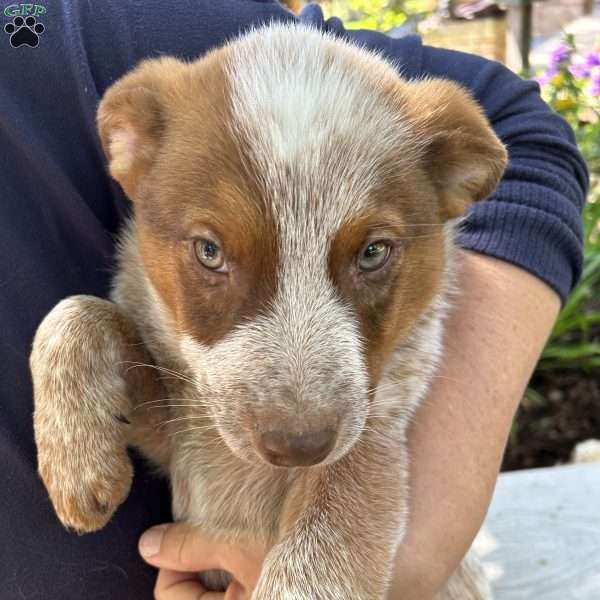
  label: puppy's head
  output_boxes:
[98,25,506,468]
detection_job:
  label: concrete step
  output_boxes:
[476,464,600,599]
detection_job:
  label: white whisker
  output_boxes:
[120,361,197,386]
[156,415,214,429]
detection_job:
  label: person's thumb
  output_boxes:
[139,522,223,572]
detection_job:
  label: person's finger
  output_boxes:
[139,522,225,572]
[139,522,267,589]
[154,567,224,600]
[224,579,250,600]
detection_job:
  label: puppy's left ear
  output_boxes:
[404,79,508,221]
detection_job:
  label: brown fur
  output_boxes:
[31,24,506,599]
[330,204,446,383]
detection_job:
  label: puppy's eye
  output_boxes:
[357,240,391,272]
[194,239,225,270]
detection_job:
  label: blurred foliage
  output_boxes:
[534,35,600,373]
[317,0,435,31]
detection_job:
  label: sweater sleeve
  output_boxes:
[308,4,589,303]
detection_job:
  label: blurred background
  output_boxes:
[284,0,600,472]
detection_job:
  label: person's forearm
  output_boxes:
[388,251,561,600]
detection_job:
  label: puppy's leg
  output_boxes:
[31,295,167,533]
[435,550,493,600]
[252,426,408,600]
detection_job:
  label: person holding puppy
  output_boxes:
[0,1,587,599]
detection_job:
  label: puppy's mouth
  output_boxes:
[197,399,371,470]
[192,366,370,469]
[208,397,368,470]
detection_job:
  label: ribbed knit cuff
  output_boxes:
[457,201,583,305]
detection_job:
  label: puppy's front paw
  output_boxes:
[37,427,133,533]
[31,295,140,533]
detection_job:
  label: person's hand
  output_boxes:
[138,522,267,600]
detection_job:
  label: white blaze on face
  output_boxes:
[224,25,417,320]
[225,24,415,216]
[175,25,421,461]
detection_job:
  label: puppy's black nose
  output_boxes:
[258,429,336,467]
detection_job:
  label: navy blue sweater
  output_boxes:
[0,2,587,599]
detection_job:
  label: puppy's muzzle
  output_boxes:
[255,429,337,467]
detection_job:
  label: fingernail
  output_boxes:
[139,525,167,558]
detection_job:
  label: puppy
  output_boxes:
[30,23,507,599]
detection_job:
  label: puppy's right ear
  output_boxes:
[97,57,183,200]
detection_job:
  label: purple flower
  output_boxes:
[536,74,550,87]
[590,69,600,96]
[550,43,571,67]
[567,52,600,80]
[584,52,600,68]
[569,62,590,79]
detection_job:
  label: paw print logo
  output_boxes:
[4,16,45,48]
